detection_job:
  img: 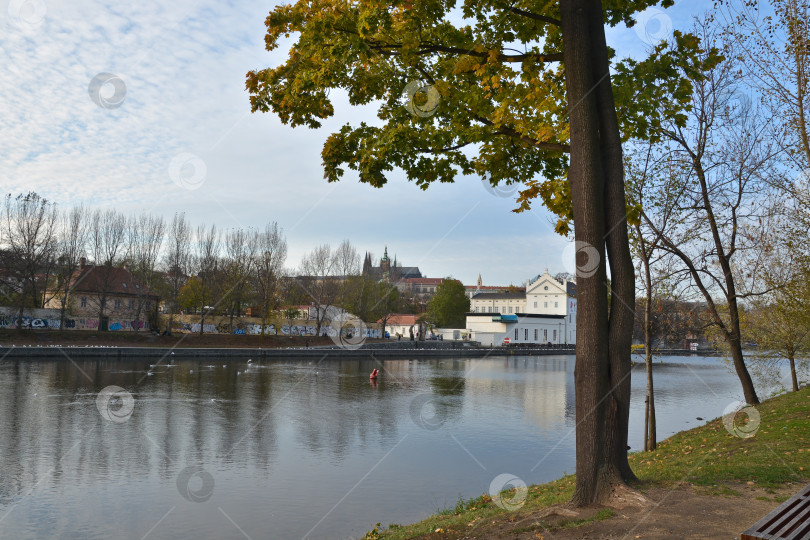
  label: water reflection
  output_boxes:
[0,354,766,539]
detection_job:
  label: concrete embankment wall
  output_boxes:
[0,342,576,360]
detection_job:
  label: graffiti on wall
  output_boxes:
[166,319,381,338]
[0,316,77,329]
[0,314,147,331]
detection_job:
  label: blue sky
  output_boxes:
[1,0,702,285]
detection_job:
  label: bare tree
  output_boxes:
[1,192,57,328]
[743,189,810,392]
[164,213,191,335]
[89,209,129,329]
[254,222,287,335]
[222,227,258,331]
[638,24,783,404]
[371,281,401,339]
[130,213,165,331]
[298,244,338,337]
[333,239,360,311]
[54,205,89,330]
[627,144,687,451]
[723,0,810,173]
[194,224,221,335]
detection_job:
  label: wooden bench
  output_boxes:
[741,483,810,539]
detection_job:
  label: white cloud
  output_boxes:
[1,0,673,285]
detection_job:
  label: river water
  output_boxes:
[0,353,781,539]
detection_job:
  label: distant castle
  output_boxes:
[362,246,422,282]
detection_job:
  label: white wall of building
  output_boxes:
[466,313,570,346]
[526,271,569,316]
[387,323,416,337]
[470,297,526,314]
[468,270,577,344]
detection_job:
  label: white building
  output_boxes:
[381,314,419,338]
[466,313,569,346]
[469,291,526,315]
[467,270,577,345]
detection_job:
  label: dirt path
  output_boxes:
[457,482,801,539]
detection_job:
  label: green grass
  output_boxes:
[629,387,809,488]
[362,478,577,539]
[365,387,810,539]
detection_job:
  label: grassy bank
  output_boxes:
[366,387,810,539]
[0,329,338,348]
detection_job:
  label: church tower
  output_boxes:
[380,246,391,279]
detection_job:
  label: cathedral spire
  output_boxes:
[380,245,391,277]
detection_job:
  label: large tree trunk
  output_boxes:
[561,0,616,507]
[587,0,636,483]
[727,337,758,404]
[725,299,759,404]
[789,356,799,392]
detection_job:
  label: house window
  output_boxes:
[533,301,537,308]
[475,307,479,312]
[544,286,548,290]
[544,302,548,308]
[534,329,538,340]
[114,299,121,309]
[80,297,87,308]
[146,302,151,311]
[128,300,135,309]
[508,307,513,314]
[122,282,127,289]
[524,328,528,340]
[555,302,558,308]
[514,328,518,340]
[544,329,548,340]
[553,330,557,342]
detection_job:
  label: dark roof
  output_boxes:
[466,285,523,291]
[379,314,419,325]
[71,265,157,298]
[366,265,423,279]
[466,312,566,319]
[399,277,443,285]
[471,291,526,300]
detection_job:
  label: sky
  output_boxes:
[1,0,700,285]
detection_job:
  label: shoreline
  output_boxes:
[0,343,723,360]
[0,344,576,360]
[366,387,810,539]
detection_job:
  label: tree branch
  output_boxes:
[505,7,561,26]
